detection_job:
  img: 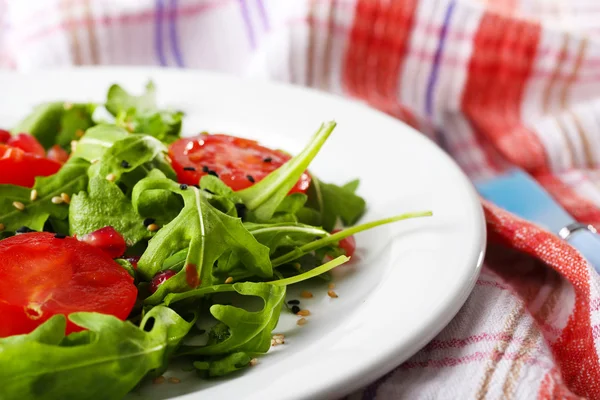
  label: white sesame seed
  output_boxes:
[297,309,311,317]
[0,223,5,231]
[106,173,116,182]
[147,223,159,232]
[70,140,78,153]
[75,129,84,138]
[91,159,99,164]
[60,192,71,204]
[300,290,313,299]
[51,196,64,204]
[30,189,38,201]
[168,377,181,384]
[152,376,165,385]
[225,277,233,284]
[297,318,308,326]
[249,358,258,366]
[328,282,336,289]
[12,201,25,211]
[327,290,339,298]
[63,102,73,110]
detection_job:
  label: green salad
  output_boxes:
[0,82,432,399]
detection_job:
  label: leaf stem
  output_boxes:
[267,255,349,286]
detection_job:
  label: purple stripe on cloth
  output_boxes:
[169,0,185,67]
[155,0,168,66]
[238,0,256,49]
[424,0,456,116]
[255,0,270,31]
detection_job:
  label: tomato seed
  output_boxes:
[183,166,196,171]
[246,175,255,183]
[263,157,272,163]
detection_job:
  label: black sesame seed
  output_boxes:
[208,170,219,178]
[202,165,210,173]
[54,233,67,239]
[263,157,272,163]
[287,299,300,305]
[121,160,131,168]
[143,218,156,227]
[291,305,301,314]
[193,184,200,189]
[246,175,255,183]
[235,203,247,219]
[183,166,196,171]
[15,226,34,234]
[204,188,215,195]
[179,184,188,190]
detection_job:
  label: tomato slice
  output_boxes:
[169,134,311,193]
[0,144,62,187]
[0,129,11,143]
[0,232,137,337]
[47,144,70,164]
[332,230,357,257]
[7,133,46,157]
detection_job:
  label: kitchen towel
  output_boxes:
[2,0,600,398]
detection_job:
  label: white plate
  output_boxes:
[0,67,485,400]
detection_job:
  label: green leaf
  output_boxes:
[0,157,89,233]
[12,102,96,150]
[0,307,193,400]
[133,177,272,304]
[306,177,366,231]
[245,222,329,256]
[106,82,183,144]
[176,282,285,356]
[69,175,149,246]
[72,124,129,163]
[267,255,349,286]
[237,122,336,221]
[106,81,157,116]
[194,352,252,377]
[272,211,433,267]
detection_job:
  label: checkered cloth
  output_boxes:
[2,0,600,398]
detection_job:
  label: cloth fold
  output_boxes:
[3,0,600,398]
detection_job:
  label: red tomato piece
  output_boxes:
[47,144,70,164]
[0,232,137,337]
[78,226,127,259]
[0,129,11,143]
[7,133,46,157]
[0,144,62,188]
[150,270,177,293]
[169,134,311,193]
[332,230,357,258]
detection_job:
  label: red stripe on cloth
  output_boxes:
[461,13,548,174]
[484,201,600,398]
[536,173,600,230]
[342,0,418,108]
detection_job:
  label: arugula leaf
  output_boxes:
[272,211,433,267]
[306,177,366,231]
[69,176,149,246]
[72,124,129,162]
[194,352,252,377]
[106,81,157,115]
[12,102,96,150]
[245,222,329,256]
[267,255,349,286]
[133,177,272,304]
[106,82,183,144]
[0,307,194,400]
[69,133,178,244]
[0,158,89,233]
[174,282,285,356]
[237,122,336,222]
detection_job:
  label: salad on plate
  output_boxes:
[0,82,431,399]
